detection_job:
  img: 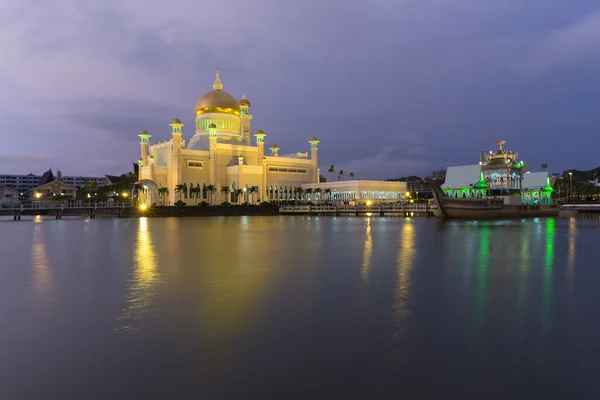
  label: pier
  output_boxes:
[279,204,433,217]
[0,201,131,220]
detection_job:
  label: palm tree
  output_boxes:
[132,183,144,203]
[349,172,355,180]
[249,186,259,203]
[305,188,314,201]
[189,184,198,205]
[328,165,335,182]
[221,186,231,203]
[158,187,169,206]
[294,186,304,201]
[206,184,216,205]
[234,188,243,204]
[323,188,331,202]
[338,169,344,181]
[175,184,185,202]
[315,187,323,201]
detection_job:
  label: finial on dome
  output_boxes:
[213,69,223,90]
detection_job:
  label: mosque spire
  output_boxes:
[213,69,223,90]
[241,92,247,100]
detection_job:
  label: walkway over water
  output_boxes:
[279,204,433,217]
[0,201,131,219]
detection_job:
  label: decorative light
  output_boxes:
[35,192,41,199]
[122,192,128,197]
[140,204,147,210]
[366,200,372,206]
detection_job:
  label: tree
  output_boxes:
[175,184,185,202]
[249,186,259,203]
[328,165,335,182]
[430,170,446,183]
[158,187,169,206]
[206,184,216,205]
[323,188,331,202]
[315,187,323,201]
[319,174,327,183]
[189,184,198,205]
[349,172,355,180]
[221,186,231,203]
[305,188,314,201]
[235,188,243,204]
[295,186,304,201]
[338,170,344,180]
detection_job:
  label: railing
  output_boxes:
[4,201,132,210]
[280,204,431,213]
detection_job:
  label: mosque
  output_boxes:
[137,70,321,204]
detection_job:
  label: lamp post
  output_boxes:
[568,172,573,203]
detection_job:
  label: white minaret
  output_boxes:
[255,130,266,165]
[208,123,219,188]
[239,93,252,144]
[169,118,184,202]
[309,137,320,183]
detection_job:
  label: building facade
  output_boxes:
[300,180,408,204]
[442,141,554,204]
[137,70,320,204]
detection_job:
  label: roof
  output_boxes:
[442,165,481,189]
[522,172,549,190]
[29,180,77,193]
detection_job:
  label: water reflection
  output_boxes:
[360,217,373,283]
[31,224,52,295]
[518,226,530,318]
[121,217,160,332]
[542,219,555,333]
[394,220,415,320]
[475,222,490,333]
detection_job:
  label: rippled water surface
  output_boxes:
[1,215,599,398]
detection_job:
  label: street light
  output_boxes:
[568,172,573,203]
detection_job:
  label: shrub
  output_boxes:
[199,201,209,207]
[175,200,186,207]
[260,201,271,206]
[221,201,231,206]
[241,202,251,206]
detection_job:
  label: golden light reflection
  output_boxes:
[31,225,52,294]
[394,220,415,319]
[360,217,373,283]
[121,217,160,332]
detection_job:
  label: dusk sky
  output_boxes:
[1,0,599,179]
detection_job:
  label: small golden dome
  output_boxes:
[172,118,182,124]
[255,129,265,135]
[208,123,217,129]
[238,93,250,107]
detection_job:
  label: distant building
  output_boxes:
[406,178,430,194]
[0,169,106,192]
[29,180,77,200]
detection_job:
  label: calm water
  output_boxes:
[1,215,599,399]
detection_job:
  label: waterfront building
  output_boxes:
[137,70,320,204]
[300,180,408,204]
[442,141,554,204]
[28,180,77,200]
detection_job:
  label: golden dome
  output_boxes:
[194,70,241,116]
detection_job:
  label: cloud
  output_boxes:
[1,0,600,177]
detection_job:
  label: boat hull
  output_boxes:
[431,203,560,219]
[423,178,560,220]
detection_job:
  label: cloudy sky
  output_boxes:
[1,0,599,179]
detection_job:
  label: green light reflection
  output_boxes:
[542,218,555,333]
